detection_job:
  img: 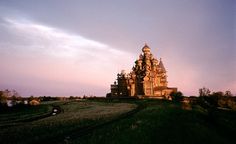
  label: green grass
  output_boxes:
[0,100,136,144]
[0,99,236,144]
[0,104,51,126]
[70,100,236,144]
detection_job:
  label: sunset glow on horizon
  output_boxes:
[0,0,235,96]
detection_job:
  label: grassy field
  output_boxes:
[0,100,136,144]
[0,99,236,144]
[0,104,52,127]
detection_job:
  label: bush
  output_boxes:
[170,91,183,102]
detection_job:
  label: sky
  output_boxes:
[0,0,235,96]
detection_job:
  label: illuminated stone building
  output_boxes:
[108,44,177,99]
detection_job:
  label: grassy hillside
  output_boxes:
[71,100,236,144]
[0,99,236,144]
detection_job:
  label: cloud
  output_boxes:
[1,17,135,61]
[0,17,135,96]
[2,18,123,58]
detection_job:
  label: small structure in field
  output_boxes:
[29,99,40,105]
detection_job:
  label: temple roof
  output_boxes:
[159,58,166,72]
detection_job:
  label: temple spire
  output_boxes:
[159,58,166,72]
[142,43,151,54]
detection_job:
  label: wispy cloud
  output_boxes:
[2,17,128,59]
[1,17,135,66]
[0,17,135,96]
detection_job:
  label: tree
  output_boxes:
[0,89,12,107]
[29,95,34,101]
[170,91,183,102]
[199,87,211,96]
[11,90,22,106]
[0,91,7,107]
[225,90,232,97]
[208,91,223,107]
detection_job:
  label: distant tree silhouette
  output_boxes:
[170,91,183,102]
[207,91,224,107]
[198,87,228,108]
[0,89,22,108]
[29,95,34,101]
[0,90,7,107]
[11,90,22,106]
[225,90,232,97]
[197,87,236,124]
[199,87,211,96]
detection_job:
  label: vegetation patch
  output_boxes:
[0,100,136,144]
[70,100,236,144]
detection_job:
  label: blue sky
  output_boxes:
[0,0,235,96]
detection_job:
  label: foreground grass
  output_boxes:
[0,104,51,127]
[0,100,136,144]
[1,99,235,144]
[71,100,236,144]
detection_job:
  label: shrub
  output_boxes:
[170,91,183,102]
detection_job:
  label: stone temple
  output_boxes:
[107,44,177,99]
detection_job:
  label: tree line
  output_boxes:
[198,87,235,110]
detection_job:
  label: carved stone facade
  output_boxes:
[108,44,177,99]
